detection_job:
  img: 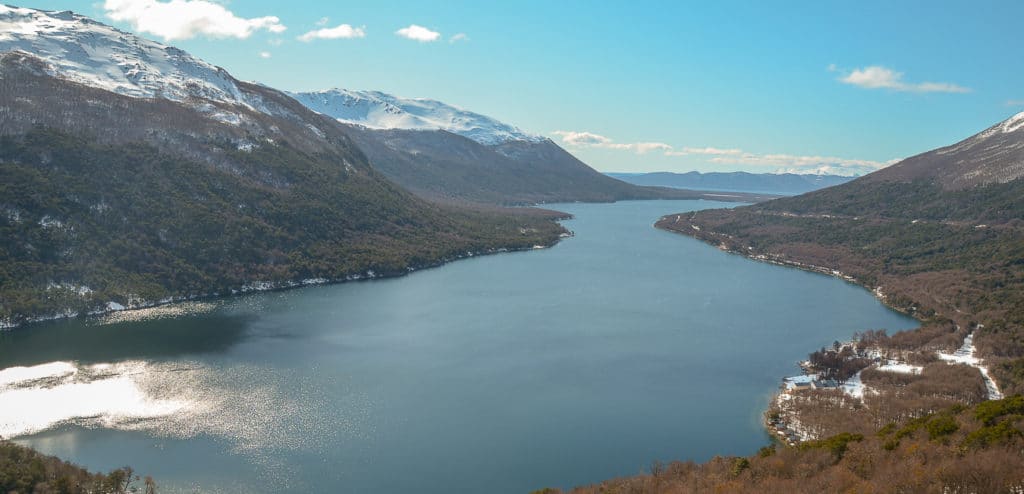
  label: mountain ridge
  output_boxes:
[860,110,1024,189]
[289,88,546,146]
[607,171,855,195]
[0,4,267,110]
[291,88,767,205]
[0,6,567,327]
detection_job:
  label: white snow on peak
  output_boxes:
[1002,111,1024,134]
[0,4,261,109]
[289,88,546,146]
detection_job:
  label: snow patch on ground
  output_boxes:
[876,362,923,374]
[46,282,92,296]
[840,371,865,399]
[937,333,1003,400]
[37,215,65,229]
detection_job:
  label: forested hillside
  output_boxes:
[559,397,1024,493]
[658,111,1024,406]
[0,440,151,494]
[0,49,565,327]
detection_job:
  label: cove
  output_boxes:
[1,200,918,493]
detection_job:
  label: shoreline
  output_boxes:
[654,215,929,445]
[654,214,921,319]
[1,231,574,331]
[3,198,770,332]
[656,214,1008,444]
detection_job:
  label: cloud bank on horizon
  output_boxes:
[550,62,975,175]
[551,130,896,176]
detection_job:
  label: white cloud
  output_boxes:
[551,131,671,154]
[707,151,896,176]
[258,51,271,59]
[836,65,970,93]
[396,24,441,42]
[103,0,286,41]
[1006,99,1024,107]
[552,130,612,146]
[298,23,366,42]
[614,142,673,154]
[551,130,893,175]
[665,147,743,156]
[315,17,330,27]
[449,33,469,43]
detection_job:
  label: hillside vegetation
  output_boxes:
[0,53,566,326]
[342,126,759,205]
[0,127,565,325]
[0,440,153,494]
[659,176,1024,394]
[558,397,1024,493]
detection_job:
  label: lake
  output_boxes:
[0,200,918,493]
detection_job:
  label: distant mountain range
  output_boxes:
[607,171,855,195]
[289,89,748,205]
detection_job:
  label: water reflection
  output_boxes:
[0,200,921,493]
[0,308,254,366]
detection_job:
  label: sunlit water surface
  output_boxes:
[0,200,918,493]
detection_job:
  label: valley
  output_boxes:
[2,2,1024,493]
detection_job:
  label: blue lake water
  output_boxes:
[0,199,918,493]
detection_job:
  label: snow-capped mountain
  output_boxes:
[863,110,1024,189]
[0,3,544,146]
[0,4,263,110]
[0,3,695,206]
[289,88,546,146]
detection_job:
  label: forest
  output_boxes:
[658,176,1024,395]
[0,441,154,494]
[0,127,566,325]
[554,396,1024,493]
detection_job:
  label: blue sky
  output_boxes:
[22,0,1024,174]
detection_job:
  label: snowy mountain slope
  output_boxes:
[289,88,546,145]
[0,6,570,327]
[862,110,1024,189]
[0,4,715,205]
[0,4,265,110]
